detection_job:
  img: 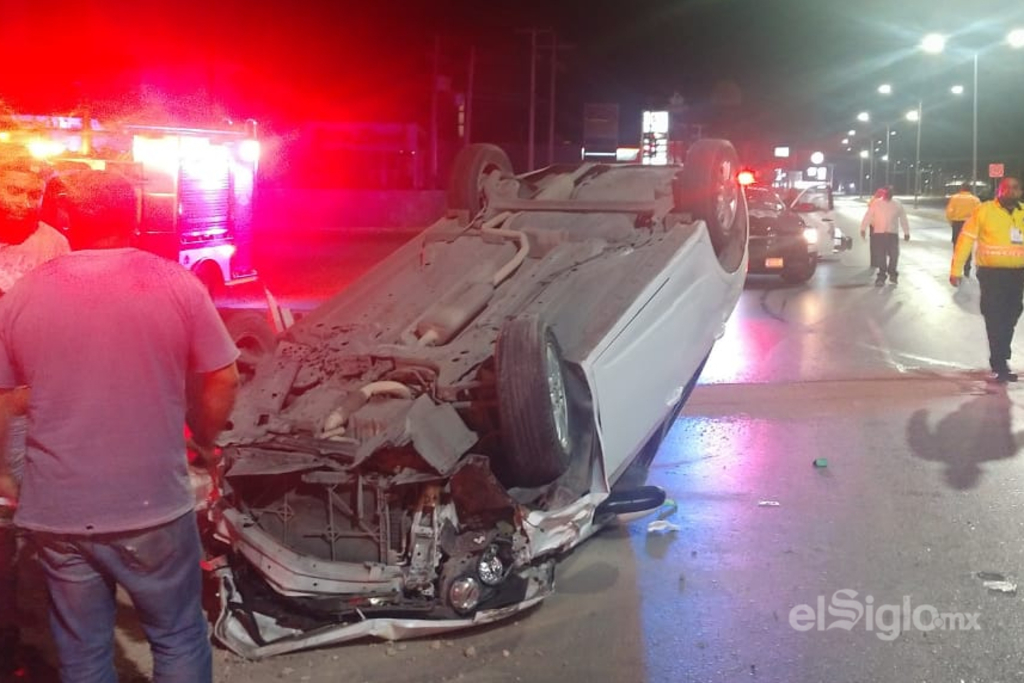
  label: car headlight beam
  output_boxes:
[802,227,818,245]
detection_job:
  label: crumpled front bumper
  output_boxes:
[209,561,555,660]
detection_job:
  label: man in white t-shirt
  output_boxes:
[0,155,69,671]
[860,186,910,286]
[0,156,70,292]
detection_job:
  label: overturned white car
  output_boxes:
[203,140,748,658]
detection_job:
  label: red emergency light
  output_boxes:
[737,170,756,186]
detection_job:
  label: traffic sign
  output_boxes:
[989,163,1005,178]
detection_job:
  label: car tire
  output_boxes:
[781,258,817,284]
[495,315,573,488]
[447,143,514,215]
[220,310,277,382]
[673,139,747,272]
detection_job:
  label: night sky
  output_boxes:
[2,0,1023,170]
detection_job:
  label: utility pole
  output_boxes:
[430,34,441,187]
[465,46,476,146]
[548,31,556,166]
[528,28,538,170]
[544,32,573,166]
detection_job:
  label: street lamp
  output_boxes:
[950,84,964,95]
[921,30,1024,189]
[857,112,870,122]
[878,84,892,95]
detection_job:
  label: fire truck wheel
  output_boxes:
[447,144,514,215]
[220,310,277,383]
[194,261,224,297]
[672,139,747,273]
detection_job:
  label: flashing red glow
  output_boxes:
[737,170,756,186]
[239,139,261,164]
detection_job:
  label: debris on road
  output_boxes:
[464,646,478,658]
[983,581,1018,594]
[647,520,682,533]
[977,571,1018,595]
[813,458,828,468]
[658,498,679,519]
[757,500,781,507]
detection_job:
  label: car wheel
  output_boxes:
[447,143,514,215]
[495,315,574,487]
[673,139,747,272]
[220,310,277,383]
[781,258,817,284]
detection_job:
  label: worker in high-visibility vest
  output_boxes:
[950,177,1024,383]
[945,181,981,277]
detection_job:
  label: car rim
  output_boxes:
[545,341,571,453]
[714,159,738,235]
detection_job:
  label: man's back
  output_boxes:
[947,191,981,222]
[0,248,238,534]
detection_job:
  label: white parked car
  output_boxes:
[203,140,748,658]
[788,184,852,256]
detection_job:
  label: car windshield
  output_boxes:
[745,186,786,217]
[794,186,831,211]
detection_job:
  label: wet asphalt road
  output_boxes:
[13,198,1024,683]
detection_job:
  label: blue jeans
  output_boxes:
[0,416,25,635]
[31,512,212,683]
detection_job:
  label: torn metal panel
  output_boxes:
[448,455,518,529]
[407,397,478,476]
[224,448,346,478]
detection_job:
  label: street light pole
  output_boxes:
[972,51,978,189]
[913,100,923,208]
[885,123,891,187]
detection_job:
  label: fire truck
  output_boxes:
[0,112,279,369]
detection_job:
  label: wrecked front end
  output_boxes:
[202,346,606,659]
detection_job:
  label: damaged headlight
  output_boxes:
[448,575,483,615]
[477,544,511,587]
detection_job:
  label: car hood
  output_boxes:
[748,210,805,236]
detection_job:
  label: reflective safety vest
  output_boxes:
[945,191,980,222]
[951,200,1024,275]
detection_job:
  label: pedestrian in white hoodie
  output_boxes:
[860,186,910,285]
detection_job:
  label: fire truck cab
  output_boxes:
[0,113,279,373]
[3,113,260,292]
